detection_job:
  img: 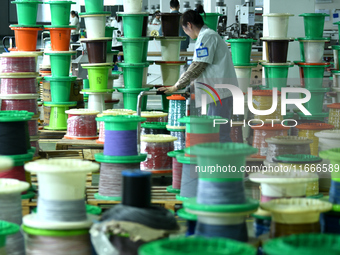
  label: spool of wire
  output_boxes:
[252,90,282,122]
[315,130,340,151]
[290,119,323,136]
[140,135,177,172]
[0,220,20,255]
[141,122,170,135]
[167,150,183,191]
[22,225,92,255]
[96,109,135,144]
[0,179,30,255]
[327,103,340,129]
[261,198,332,238]
[0,73,39,94]
[96,162,140,200]
[0,94,39,116]
[176,153,198,199]
[251,124,290,158]
[296,123,334,156]
[166,95,186,128]
[28,118,39,136]
[230,126,243,143]
[0,53,36,73]
[265,136,312,162]
[329,180,340,204]
[169,129,185,150]
[30,136,40,159]
[138,111,168,123]
[64,109,99,140]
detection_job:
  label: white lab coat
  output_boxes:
[193,26,238,108]
[70,16,80,35]
[111,19,122,47]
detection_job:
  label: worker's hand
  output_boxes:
[158,86,178,94]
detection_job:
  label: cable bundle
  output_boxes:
[140,135,177,172]
[251,124,290,158]
[266,136,312,162]
[64,109,99,140]
[327,103,340,129]
[252,90,282,122]
[296,123,334,156]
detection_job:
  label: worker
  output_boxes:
[70,11,80,42]
[152,11,161,25]
[111,16,123,63]
[158,5,238,143]
[159,0,190,52]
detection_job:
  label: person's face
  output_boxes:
[156,15,160,19]
[71,13,75,18]
[182,23,196,39]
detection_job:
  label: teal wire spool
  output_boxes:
[167,127,185,150]
[166,95,186,129]
[183,143,259,242]
[94,115,147,201]
[139,236,257,255]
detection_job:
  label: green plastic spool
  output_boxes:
[84,0,104,13]
[177,208,197,221]
[299,13,329,38]
[21,190,36,199]
[43,101,76,130]
[45,51,76,77]
[4,152,34,167]
[300,63,330,89]
[117,62,149,89]
[83,79,89,100]
[117,12,149,38]
[176,152,197,165]
[166,185,180,194]
[261,62,294,91]
[31,204,102,215]
[142,37,152,62]
[0,221,20,248]
[302,87,329,114]
[167,149,184,158]
[117,38,150,63]
[142,122,168,130]
[95,153,147,164]
[12,1,41,26]
[334,22,340,41]
[178,116,222,134]
[226,38,257,65]
[82,64,112,91]
[263,233,340,255]
[319,148,340,180]
[22,225,89,237]
[105,26,118,52]
[48,1,76,26]
[188,142,257,181]
[297,111,328,121]
[274,154,322,164]
[139,236,256,255]
[44,76,77,102]
[200,13,223,31]
[0,110,33,122]
[117,87,150,111]
[95,115,146,131]
[94,193,121,201]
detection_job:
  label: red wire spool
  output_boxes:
[172,157,182,189]
[28,119,38,136]
[230,126,244,143]
[0,165,26,182]
[0,94,39,115]
[0,74,38,94]
[0,54,36,73]
[140,135,177,173]
[30,137,39,158]
[64,109,100,140]
[251,124,290,158]
[184,133,219,157]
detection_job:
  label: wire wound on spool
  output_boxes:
[252,90,282,121]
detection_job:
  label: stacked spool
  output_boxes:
[155,11,186,112]
[183,143,259,242]
[295,13,330,121]
[0,53,41,158]
[116,2,151,111]
[79,0,115,113]
[23,159,99,254]
[326,103,340,129]
[331,22,340,102]
[94,115,147,200]
[0,220,20,255]
[261,13,295,91]
[42,1,78,130]
[319,148,340,234]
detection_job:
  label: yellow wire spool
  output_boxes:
[252,90,282,122]
[327,103,340,130]
[296,123,334,156]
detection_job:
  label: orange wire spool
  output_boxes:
[251,124,290,158]
[327,103,340,130]
[296,123,334,156]
[252,90,282,122]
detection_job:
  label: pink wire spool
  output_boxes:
[140,135,177,173]
[30,136,39,158]
[64,109,100,140]
[0,73,39,94]
[0,54,36,73]
[28,118,39,136]
[0,165,26,182]
[168,150,183,190]
[0,94,39,116]
[96,109,136,144]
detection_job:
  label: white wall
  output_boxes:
[315,0,340,30]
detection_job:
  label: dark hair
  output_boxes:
[170,0,179,8]
[70,10,79,19]
[116,16,122,22]
[182,5,205,28]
